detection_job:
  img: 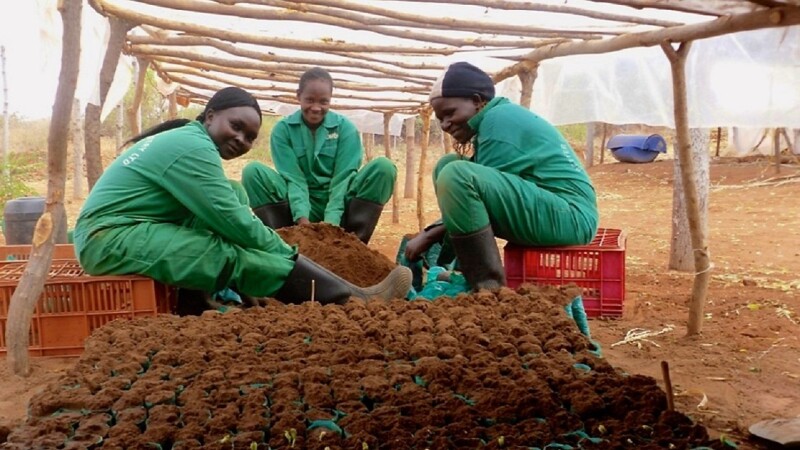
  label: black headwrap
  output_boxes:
[197,86,262,123]
[429,62,495,101]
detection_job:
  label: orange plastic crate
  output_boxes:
[504,228,626,318]
[0,259,175,357]
[0,244,76,261]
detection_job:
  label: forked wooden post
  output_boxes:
[6,0,81,376]
[417,106,432,232]
[661,41,711,336]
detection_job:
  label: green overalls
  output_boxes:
[434,97,598,245]
[73,121,296,297]
[242,110,395,225]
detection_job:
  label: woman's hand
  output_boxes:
[296,217,311,226]
[404,231,435,262]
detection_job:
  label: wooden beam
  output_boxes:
[130,44,434,85]
[127,34,439,82]
[92,0,456,54]
[145,54,431,93]
[235,0,615,39]
[170,77,424,111]
[661,41,710,336]
[494,6,800,82]
[136,0,586,47]
[401,0,683,27]
[589,0,742,16]
[161,68,426,103]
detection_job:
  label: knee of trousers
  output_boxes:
[435,160,479,198]
[368,156,398,180]
[432,153,464,184]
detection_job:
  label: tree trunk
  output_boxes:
[71,99,84,200]
[404,116,416,199]
[662,41,711,337]
[417,107,431,232]
[669,128,709,271]
[384,112,399,224]
[6,0,81,376]
[84,17,130,191]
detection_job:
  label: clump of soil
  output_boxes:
[277,223,396,286]
[3,285,726,449]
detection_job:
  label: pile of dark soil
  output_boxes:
[2,285,724,449]
[277,223,396,286]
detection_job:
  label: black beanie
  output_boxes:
[197,86,262,122]
[429,62,495,101]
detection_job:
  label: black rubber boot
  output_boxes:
[342,198,384,244]
[273,255,412,304]
[450,225,506,291]
[253,201,294,230]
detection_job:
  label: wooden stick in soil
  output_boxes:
[661,360,675,412]
[311,279,316,303]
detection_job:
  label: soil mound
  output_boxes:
[3,286,724,449]
[277,223,396,287]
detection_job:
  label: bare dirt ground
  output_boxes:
[2,148,799,448]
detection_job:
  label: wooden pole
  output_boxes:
[70,99,84,200]
[403,116,416,199]
[517,65,537,109]
[168,91,178,119]
[443,133,454,154]
[6,0,81,376]
[417,106,431,232]
[600,123,608,164]
[115,103,124,155]
[715,126,722,157]
[383,112,399,224]
[661,41,711,336]
[1,45,8,179]
[585,122,595,168]
[128,58,149,137]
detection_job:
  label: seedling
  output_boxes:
[284,428,297,447]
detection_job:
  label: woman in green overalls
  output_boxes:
[74,87,410,305]
[404,62,599,291]
[241,67,396,244]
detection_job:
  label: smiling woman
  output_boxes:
[72,86,412,307]
[240,67,397,245]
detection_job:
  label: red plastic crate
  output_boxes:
[504,228,626,318]
[0,259,175,357]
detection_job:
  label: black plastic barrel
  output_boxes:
[3,196,46,245]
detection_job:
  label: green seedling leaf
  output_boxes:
[720,434,738,448]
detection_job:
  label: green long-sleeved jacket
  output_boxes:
[74,121,294,275]
[470,97,597,214]
[271,110,362,225]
